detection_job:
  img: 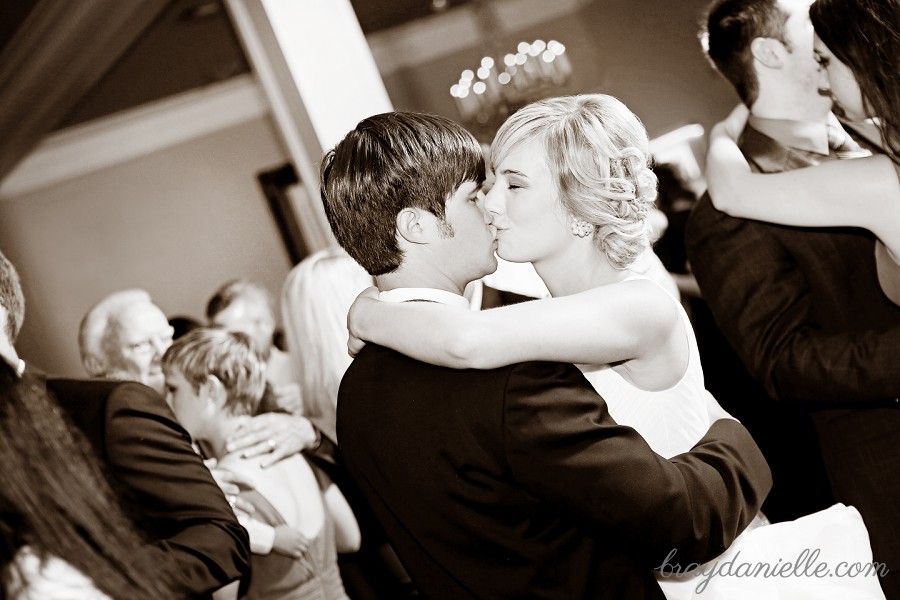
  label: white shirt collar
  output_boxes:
[379,287,471,309]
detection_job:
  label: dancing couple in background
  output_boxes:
[704,0,900,302]
[691,0,900,596]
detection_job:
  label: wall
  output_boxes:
[0,116,292,376]
[378,0,738,141]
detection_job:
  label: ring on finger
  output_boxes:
[267,438,276,452]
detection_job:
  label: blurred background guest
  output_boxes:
[169,314,203,340]
[651,163,698,278]
[688,3,900,596]
[78,289,174,396]
[207,280,302,414]
[281,247,373,442]
[701,0,900,304]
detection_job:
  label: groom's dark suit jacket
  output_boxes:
[45,377,251,599]
[337,345,771,600]
[686,123,900,594]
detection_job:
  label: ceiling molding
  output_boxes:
[0,73,268,199]
[367,0,593,75]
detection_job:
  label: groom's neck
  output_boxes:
[376,265,469,296]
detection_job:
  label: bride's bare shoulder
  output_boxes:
[609,278,680,333]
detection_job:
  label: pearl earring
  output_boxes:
[570,216,594,238]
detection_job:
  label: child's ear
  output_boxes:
[204,374,227,408]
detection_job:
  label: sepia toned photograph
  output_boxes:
[0,0,897,598]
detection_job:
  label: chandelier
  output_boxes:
[450,39,572,140]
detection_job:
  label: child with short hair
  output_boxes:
[163,328,359,600]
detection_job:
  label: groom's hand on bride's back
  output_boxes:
[347,286,380,357]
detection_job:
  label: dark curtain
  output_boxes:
[0,0,169,181]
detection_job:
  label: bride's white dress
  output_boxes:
[579,275,886,600]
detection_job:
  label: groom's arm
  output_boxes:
[502,361,771,567]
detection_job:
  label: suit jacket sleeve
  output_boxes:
[103,383,251,596]
[686,195,900,403]
[303,428,340,471]
[502,361,771,566]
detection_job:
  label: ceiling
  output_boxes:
[350,0,472,34]
[0,0,473,131]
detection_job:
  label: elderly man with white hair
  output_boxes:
[78,289,173,395]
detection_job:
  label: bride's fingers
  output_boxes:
[348,333,366,358]
[348,287,379,330]
[358,286,379,300]
[719,104,750,140]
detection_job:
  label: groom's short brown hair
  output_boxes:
[320,112,484,276]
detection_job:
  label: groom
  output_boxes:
[321,111,770,599]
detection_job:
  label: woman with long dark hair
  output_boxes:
[0,361,178,599]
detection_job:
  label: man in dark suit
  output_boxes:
[0,250,251,598]
[687,1,900,597]
[45,378,251,599]
[318,111,771,599]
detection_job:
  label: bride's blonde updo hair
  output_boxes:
[491,94,658,269]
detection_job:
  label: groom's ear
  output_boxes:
[396,207,430,245]
[750,36,784,70]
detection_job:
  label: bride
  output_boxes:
[346,94,886,599]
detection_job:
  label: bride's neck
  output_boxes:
[533,240,629,297]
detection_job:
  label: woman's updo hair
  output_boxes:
[492,94,658,269]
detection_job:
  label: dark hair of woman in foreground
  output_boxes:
[810,0,900,162]
[0,361,177,599]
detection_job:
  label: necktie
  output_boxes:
[827,124,872,159]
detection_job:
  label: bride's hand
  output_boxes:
[715,103,749,142]
[706,104,752,214]
[347,286,380,357]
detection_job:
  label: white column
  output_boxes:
[226,0,393,252]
